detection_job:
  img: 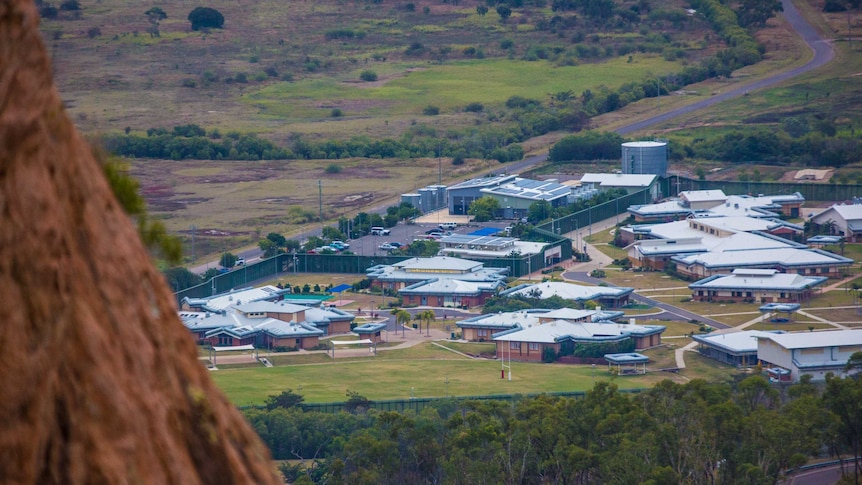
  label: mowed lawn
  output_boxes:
[210,356,672,405]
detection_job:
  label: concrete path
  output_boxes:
[796,310,849,330]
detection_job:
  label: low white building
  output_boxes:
[580,173,660,200]
[689,269,827,304]
[757,330,862,382]
[811,203,862,242]
[500,281,634,308]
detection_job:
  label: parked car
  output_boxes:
[330,240,349,250]
[378,243,396,251]
[371,226,391,236]
[387,242,404,249]
[236,257,246,266]
[438,222,457,230]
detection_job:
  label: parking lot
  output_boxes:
[344,219,513,257]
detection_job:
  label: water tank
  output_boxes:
[428,184,447,209]
[621,141,668,177]
[418,188,435,213]
[401,193,422,212]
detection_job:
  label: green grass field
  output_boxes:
[210,355,680,405]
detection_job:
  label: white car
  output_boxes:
[370,227,391,236]
[378,243,395,251]
[235,257,246,266]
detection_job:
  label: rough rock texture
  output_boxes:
[0,1,281,483]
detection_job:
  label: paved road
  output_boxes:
[617,0,833,135]
[563,270,729,329]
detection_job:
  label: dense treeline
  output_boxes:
[243,373,862,484]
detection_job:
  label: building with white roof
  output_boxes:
[446,174,519,215]
[580,173,660,200]
[757,329,862,382]
[688,269,827,303]
[500,281,634,308]
[456,308,625,342]
[180,305,325,350]
[621,216,849,277]
[367,256,509,292]
[692,330,784,367]
[399,277,507,308]
[179,289,356,348]
[180,285,291,312]
[626,191,805,222]
[811,203,862,242]
[479,177,579,219]
[492,319,665,362]
[437,234,547,260]
[673,246,852,280]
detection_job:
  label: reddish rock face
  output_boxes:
[0,1,280,483]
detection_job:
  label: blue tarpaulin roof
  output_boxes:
[469,227,502,236]
[329,283,352,293]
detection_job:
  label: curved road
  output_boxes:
[618,0,834,135]
[563,271,730,329]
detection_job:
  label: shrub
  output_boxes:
[325,163,342,174]
[188,7,224,31]
[330,108,343,118]
[464,102,484,113]
[423,105,440,116]
[181,78,197,88]
[87,27,102,38]
[359,70,378,82]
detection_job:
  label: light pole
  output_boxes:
[591,364,596,385]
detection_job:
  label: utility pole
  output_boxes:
[318,179,323,222]
[190,224,196,262]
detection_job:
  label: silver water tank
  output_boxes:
[621,141,668,177]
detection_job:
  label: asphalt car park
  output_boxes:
[347,220,513,257]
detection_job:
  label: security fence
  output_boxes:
[174,190,648,303]
[239,388,646,414]
[661,176,862,201]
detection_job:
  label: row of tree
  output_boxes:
[244,371,862,484]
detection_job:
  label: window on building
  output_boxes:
[528,343,540,351]
[821,267,829,273]
[478,329,488,337]
[510,342,521,350]
[746,292,752,297]
[780,292,786,299]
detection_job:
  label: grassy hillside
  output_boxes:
[43,0,711,139]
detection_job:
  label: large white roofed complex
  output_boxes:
[501,281,634,308]
[811,203,862,242]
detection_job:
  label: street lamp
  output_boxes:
[591,364,596,384]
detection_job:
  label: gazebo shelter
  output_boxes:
[208,344,258,368]
[330,338,376,357]
[759,302,800,323]
[604,352,649,375]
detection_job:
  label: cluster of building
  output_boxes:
[456,308,664,363]
[619,189,855,303]
[179,286,361,350]
[693,329,862,383]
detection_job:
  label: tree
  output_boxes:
[266,232,287,247]
[344,390,372,414]
[265,390,305,410]
[258,238,280,258]
[359,70,377,82]
[476,5,488,15]
[220,252,237,268]
[527,200,552,223]
[163,267,201,291]
[496,5,512,21]
[144,7,167,37]
[188,6,224,31]
[468,196,500,222]
[736,0,783,27]
[321,226,345,242]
